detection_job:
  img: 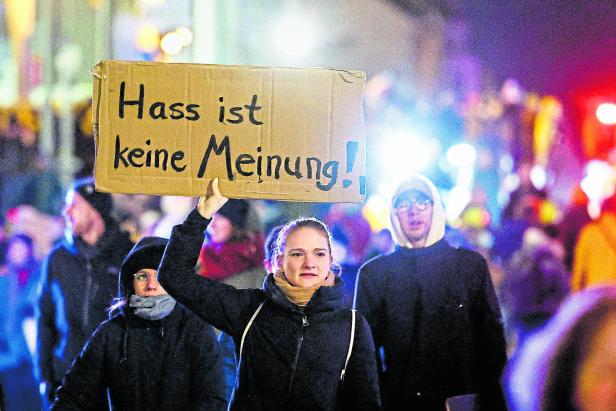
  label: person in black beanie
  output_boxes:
[36,177,134,409]
[52,237,226,410]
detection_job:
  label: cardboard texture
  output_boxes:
[92,60,367,202]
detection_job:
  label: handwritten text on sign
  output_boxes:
[112,82,363,193]
[93,61,367,202]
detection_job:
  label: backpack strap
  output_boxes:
[239,300,265,359]
[340,309,356,382]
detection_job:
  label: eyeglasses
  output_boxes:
[394,198,433,212]
[133,272,156,282]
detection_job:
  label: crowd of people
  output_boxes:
[2,94,616,411]
[0,162,614,410]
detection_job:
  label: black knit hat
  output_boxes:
[71,177,113,220]
[119,236,168,298]
[217,199,250,229]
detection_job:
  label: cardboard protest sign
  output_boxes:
[92,60,366,202]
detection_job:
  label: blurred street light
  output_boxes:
[271,13,317,58]
[596,102,616,125]
[160,31,183,55]
[136,24,160,53]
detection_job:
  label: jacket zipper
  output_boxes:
[288,313,309,394]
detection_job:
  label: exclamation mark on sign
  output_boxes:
[342,141,358,189]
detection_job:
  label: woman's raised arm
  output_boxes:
[158,179,262,334]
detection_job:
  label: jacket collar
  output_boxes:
[263,273,346,314]
[123,302,182,326]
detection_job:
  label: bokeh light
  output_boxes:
[596,102,616,125]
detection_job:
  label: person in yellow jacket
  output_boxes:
[572,194,616,291]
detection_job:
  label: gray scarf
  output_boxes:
[129,295,176,320]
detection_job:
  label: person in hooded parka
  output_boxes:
[354,173,508,411]
[51,236,226,411]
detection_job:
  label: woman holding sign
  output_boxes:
[157,179,381,411]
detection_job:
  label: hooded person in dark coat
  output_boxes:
[354,174,507,411]
[51,236,226,411]
[36,177,134,406]
[157,179,381,411]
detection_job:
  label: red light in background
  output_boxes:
[596,103,616,125]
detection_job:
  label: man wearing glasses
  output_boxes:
[354,174,507,411]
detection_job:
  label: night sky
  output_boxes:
[462,0,616,98]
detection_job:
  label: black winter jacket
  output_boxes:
[355,239,507,411]
[36,223,134,389]
[158,209,382,411]
[51,305,226,411]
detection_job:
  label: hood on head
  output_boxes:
[119,236,168,299]
[390,173,446,248]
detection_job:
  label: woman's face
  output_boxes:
[207,214,234,243]
[574,314,616,411]
[133,268,168,297]
[280,227,332,288]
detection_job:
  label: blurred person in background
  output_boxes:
[571,192,616,291]
[558,185,591,271]
[0,110,39,216]
[326,204,372,306]
[0,234,41,410]
[506,286,616,411]
[500,230,569,354]
[197,199,267,401]
[36,177,134,408]
[491,191,542,266]
[0,107,63,216]
[4,205,64,262]
[355,173,507,410]
[52,237,226,410]
[197,199,265,289]
[364,229,395,261]
[500,228,570,407]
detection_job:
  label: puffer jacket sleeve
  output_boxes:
[36,253,59,387]
[158,208,259,335]
[470,255,508,411]
[187,320,227,411]
[51,323,108,410]
[339,313,382,410]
